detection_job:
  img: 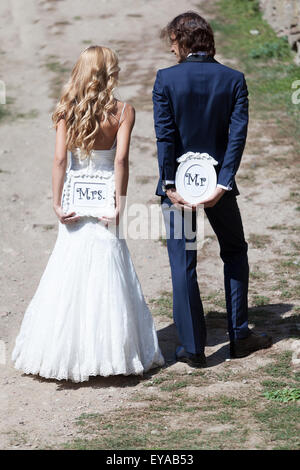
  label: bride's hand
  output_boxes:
[98,207,121,226]
[53,205,81,224]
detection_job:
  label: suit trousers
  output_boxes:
[161,192,250,354]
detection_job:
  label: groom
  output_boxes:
[152,12,272,367]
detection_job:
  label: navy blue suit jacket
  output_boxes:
[152,55,249,196]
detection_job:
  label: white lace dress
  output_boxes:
[11,145,165,382]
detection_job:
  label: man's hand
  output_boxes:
[197,187,226,208]
[165,187,195,211]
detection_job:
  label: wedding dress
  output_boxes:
[11,107,165,382]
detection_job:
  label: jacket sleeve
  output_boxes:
[217,73,249,189]
[152,70,177,185]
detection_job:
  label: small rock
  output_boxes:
[250,29,260,35]
[0,311,11,318]
[151,430,159,435]
[291,340,300,366]
[242,379,248,384]
[11,194,19,202]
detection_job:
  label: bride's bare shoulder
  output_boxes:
[116,100,134,112]
[118,101,135,124]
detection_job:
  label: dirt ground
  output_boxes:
[0,0,299,450]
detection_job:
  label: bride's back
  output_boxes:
[92,100,125,151]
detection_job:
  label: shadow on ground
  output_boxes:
[24,302,297,389]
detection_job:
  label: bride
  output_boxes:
[11,45,165,382]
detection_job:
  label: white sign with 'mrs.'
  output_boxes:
[62,171,115,218]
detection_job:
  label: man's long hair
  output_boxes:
[161,11,216,61]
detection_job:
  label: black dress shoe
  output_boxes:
[230,331,272,358]
[175,346,207,368]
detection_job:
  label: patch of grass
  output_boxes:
[254,402,300,449]
[32,223,56,231]
[62,392,253,450]
[157,235,167,247]
[160,380,188,392]
[236,171,256,183]
[63,408,205,450]
[135,175,152,184]
[61,359,299,451]
[203,291,226,310]
[143,375,169,387]
[261,351,292,378]
[149,291,172,318]
[261,379,288,392]
[210,411,235,424]
[217,396,248,409]
[271,279,288,291]
[279,284,300,300]
[127,14,143,18]
[263,387,300,403]
[7,430,28,447]
[0,97,39,122]
[250,270,267,280]
[44,56,71,101]
[267,225,300,233]
[0,96,15,123]
[290,191,300,202]
[44,60,68,74]
[209,0,300,151]
[0,104,10,122]
[276,259,300,274]
[248,233,272,249]
[270,278,300,300]
[214,370,234,382]
[249,36,291,60]
[15,109,39,120]
[267,224,288,230]
[251,295,270,307]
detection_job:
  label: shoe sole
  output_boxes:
[230,339,273,359]
[175,355,207,368]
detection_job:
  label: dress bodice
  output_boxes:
[67,102,126,174]
[68,145,116,173]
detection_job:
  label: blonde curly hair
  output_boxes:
[52,46,120,158]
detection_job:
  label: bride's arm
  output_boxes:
[52,118,80,224]
[114,104,135,218]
